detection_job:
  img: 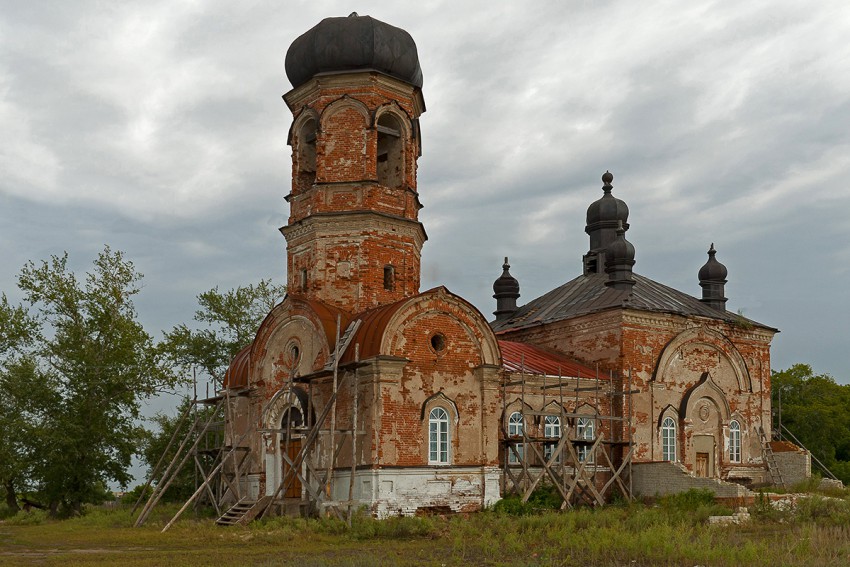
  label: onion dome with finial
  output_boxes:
[493,257,520,297]
[604,221,636,290]
[699,243,728,282]
[606,221,635,265]
[285,13,424,90]
[586,171,629,228]
[493,257,521,320]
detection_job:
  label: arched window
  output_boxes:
[729,420,741,463]
[662,417,677,462]
[376,114,403,188]
[296,119,317,193]
[383,265,394,291]
[543,415,561,462]
[508,411,524,464]
[576,417,595,463]
[428,407,449,464]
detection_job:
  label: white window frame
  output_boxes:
[576,417,595,463]
[729,420,741,463]
[662,417,677,462]
[428,407,450,465]
[508,411,524,464]
[543,415,561,462]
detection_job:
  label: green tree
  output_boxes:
[0,295,40,512]
[772,364,850,483]
[12,246,182,515]
[161,279,285,385]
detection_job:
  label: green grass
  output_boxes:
[2,492,850,566]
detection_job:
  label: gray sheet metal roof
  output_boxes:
[490,272,775,333]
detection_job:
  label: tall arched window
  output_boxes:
[729,420,741,463]
[544,415,561,462]
[296,119,317,193]
[577,417,595,463]
[508,411,524,464]
[662,417,677,462]
[376,114,403,188]
[428,407,449,464]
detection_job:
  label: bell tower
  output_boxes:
[280,13,427,313]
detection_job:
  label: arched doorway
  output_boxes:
[280,407,303,498]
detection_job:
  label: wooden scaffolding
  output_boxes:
[257,315,364,522]
[501,362,636,508]
[133,382,255,530]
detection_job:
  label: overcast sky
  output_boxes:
[3,0,849,409]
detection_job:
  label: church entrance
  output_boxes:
[696,452,709,477]
[693,435,715,478]
[280,407,304,499]
[281,438,302,498]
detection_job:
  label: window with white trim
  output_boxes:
[729,420,741,463]
[576,417,595,463]
[662,417,677,462]
[508,411,524,464]
[428,407,449,464]
[543,415,561,462]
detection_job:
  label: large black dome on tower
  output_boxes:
[285,13,424,90]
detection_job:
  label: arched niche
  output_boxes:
[654,326,752,392]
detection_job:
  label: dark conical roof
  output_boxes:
[493,257,520,297]
[586,171,629,227]
[699,243,728,282]
[285,13,424,90]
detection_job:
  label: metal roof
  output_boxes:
[491,272,776,333]
[498,340,600,378]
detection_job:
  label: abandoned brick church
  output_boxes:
[218,14,802,517]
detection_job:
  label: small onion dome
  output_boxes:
[586,170,629,227]
[699,243,728,282]
[285,13,424,90]
[493,257,520,297]
[606,222,635,264]
[493,257,520,321]
[604,221,636,290]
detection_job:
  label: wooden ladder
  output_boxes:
[759,427,785,489]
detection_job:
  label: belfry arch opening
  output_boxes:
[377,114,403,188]
[296,118,317,193]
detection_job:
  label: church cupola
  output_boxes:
[584,171,629,274]
[604,221,636,290]
[493,257,520,320]
[280,14,428,313]
[699,243,728,311]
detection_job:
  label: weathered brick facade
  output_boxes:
[222,14,783,516]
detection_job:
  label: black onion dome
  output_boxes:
[285,13,424,89]
[493,257,520,296]
[606,222,635,263]
[699,243,728,282]
[586,171,629,226]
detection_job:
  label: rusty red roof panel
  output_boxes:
[498,340,601,378]
[339,296,410,363]
[223,343,251,389]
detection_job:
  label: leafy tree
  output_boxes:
[0,295,40,512]
[161,279,285,385]
[772,364,850,483]
[8,246,182,515]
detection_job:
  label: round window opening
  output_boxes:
[289,343,301,365]
[430,333,446,353]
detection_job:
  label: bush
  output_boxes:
[4,509,49,526]
[492,485,563,516]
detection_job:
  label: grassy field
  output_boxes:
[2,489,850,566]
